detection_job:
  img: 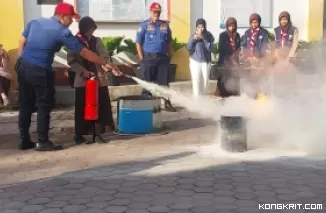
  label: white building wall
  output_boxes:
[23,0,309,41]
[23,0,139,39]
[201,0,309,41]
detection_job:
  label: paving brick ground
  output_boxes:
[0,107,326,213]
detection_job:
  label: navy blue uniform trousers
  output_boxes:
[17,59,55,143]
[140,53,170,96]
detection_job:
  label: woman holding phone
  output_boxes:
[186,18,215,97]
[0,45,12,107]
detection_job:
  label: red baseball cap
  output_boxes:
[149,2,161,11]
[55,2,79,18]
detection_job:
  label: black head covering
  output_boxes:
[196,18,207,28]
[79,16,97,36]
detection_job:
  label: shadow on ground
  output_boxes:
[0,151,325,213]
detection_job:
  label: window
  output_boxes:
[37,0,63,5]
[220,0,273,28]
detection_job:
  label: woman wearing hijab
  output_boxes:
[242,13,270,99]
[216,17,241,98]
[273,11,299,97]
[274,11,299,60]
[0,47,11,107]
[186,18,215,97]
[67,16,115,144]
[242,13,269,63]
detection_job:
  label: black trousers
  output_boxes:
[17,59,55,143]
[140,53,170,96]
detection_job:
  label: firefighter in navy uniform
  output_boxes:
[136,2,176,112]
[16,2,121,151]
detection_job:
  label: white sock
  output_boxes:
[0,92,7,100]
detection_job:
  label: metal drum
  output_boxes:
[117,95,162,134]
[220,115,247,152]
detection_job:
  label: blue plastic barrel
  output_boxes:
[117,96,162,134]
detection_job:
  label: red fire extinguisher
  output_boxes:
[85,77,99,120]
[84,77,99,142]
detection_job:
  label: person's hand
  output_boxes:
[193,34,201,40]
[102,63,122,76]
[81,70,92,79]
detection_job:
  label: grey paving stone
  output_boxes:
[147,205,170,213]
[69,198,90,205]
[109,199,131,206]
[86,202,109,209]
[20,205,45,213]
[92,195,114,202]
[11,194,35,201]
[46,201,69,208]
[190,206,216,213]
[174,190,194,197]
[1,209,20,213]
[28,198,51,205]
[2,201,26,209]
[62,205,87,213]
[105,205,129,213]
[128,203,150,209]
[0,198,12,206]
[125,210,149,213]
[80,208,107,213]
[169,203,193,210]
[38,208,63,213]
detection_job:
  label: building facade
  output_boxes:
[0,0,324,90]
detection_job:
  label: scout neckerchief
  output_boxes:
[250,28,259,57]
[280,28,288,48]
[76,32,97,73]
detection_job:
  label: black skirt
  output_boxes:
[75,86,115,135]
[217,68,240,98]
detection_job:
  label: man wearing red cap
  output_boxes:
[16,2,121,151]
[136,2,175,111]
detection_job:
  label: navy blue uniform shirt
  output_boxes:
[20,17,84,71]
[242,27,269,58]
[136,19,172,54]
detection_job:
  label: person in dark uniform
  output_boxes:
[17,2,121,151]
[135,2,176,111]
[216,17,241,98]
[242,13,269,63]
[273,11,299,98]
[274,11,299,60]
[242,13,269,99]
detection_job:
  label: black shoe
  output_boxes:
[96,134,107,144]
[86,135,106,144]
[74,135,86,145]
[35,141,63,151]
[164,100,177,112]
[19,140,35,150]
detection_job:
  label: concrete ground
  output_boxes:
[0,107,326,213]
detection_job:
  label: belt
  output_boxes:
[144,52,168,58]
